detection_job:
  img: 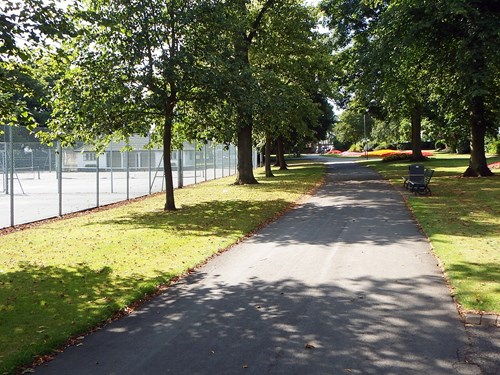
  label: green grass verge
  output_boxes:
[0,162,324,374]
[361,153,500,314]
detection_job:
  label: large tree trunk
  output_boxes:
[463,96,493,177]
[265,134,274,178]
[163,100,176,211]
[235,122,258,184]
[446,134,458,154]
[274,139,280,167]
[234,27,257,184]
[277,136,288,170]
[233,0,276,185]
[410,104,425,161]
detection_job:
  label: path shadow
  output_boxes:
[34,273,471,374]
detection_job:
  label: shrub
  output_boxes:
[487,139,500,155]
[434,140,446,150]
[374,142,396,151]
[348,143,363,152]
[381,153,412,163]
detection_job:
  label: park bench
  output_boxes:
[402,164,425,189]
[408,168,434,195]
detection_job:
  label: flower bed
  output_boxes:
[369,149,434,157]
[336,149,434,158]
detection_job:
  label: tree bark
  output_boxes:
[265,134,274,178]
[277,136,288,170]
[233,31,257,184]
[446,134,458,154]
[410,104,425,161]
[163,99,177,211]
[235,122,258,184]
[274,140,280,167]
[463,96,493,177]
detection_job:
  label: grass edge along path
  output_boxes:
[361,154,500,316]
[0,162,325,375]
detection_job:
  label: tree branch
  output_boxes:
[247,0,276,43]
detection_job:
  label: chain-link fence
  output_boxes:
[1,126,257,229]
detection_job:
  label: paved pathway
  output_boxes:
[35,159,484,374]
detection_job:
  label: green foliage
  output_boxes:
[0,0,75,130]
[370,118,409,146]
[334,109,374,145]
[321,0,499,175]
[348,143,363,152]
[374,142,396,151]
[487,139,500,155]
[189,0,333,150]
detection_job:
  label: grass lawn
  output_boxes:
[0,162,324,374]
[361,153,500,315]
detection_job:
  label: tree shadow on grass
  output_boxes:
[448,262,500,284]
[0,263,167,374]
[85,199,292,239]
[447,262,500,311]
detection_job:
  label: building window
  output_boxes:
[84,152,96,161]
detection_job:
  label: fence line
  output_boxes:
[1,128,256,229]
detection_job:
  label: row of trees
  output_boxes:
[320,0,499,176]
[1,0,335,210]
[2,0,498,213]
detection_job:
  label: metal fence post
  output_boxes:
[221,146,225,178]
[57,142,63,217]
[148,134,152,195]
[213,145,216,179]
[126,147,130,200]
[48,147,52,173]
[235,146,238,175]
[110,141,114,193]
[194,141,197,185]
[96,154,100,207]
[9,126,14,226]
[3,139,9,194]
[204,143,207,182]
[177,149,183,188]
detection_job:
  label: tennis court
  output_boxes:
[1,133,248,229]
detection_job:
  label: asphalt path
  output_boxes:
[34,158,482,375]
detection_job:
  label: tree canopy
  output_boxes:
[321,0,500,175]
[1,0,74,129]
[39,0,335,209]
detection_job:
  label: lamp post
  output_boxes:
[363,113,368,159]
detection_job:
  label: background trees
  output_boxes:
[50,0,232,210]
[409,0,500,176]
[1,0,73,129]
[250,0,334,170]
[45,0,334,210]
[321,0,499,175]
[5,0,495,210]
